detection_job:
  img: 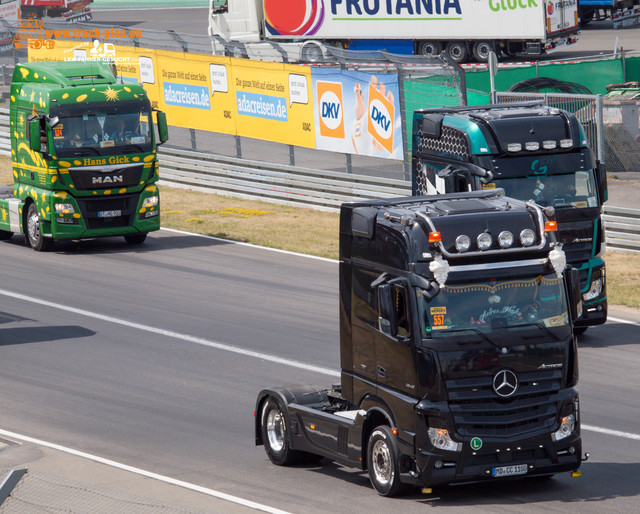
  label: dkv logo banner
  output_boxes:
[312,68,403,160]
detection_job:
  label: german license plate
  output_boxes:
[97,210,121,218]
[492,464,528,477]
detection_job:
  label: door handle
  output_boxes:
[377,365,387,378]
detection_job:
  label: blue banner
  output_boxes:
[163,82,211,110]
[236,91,288,122]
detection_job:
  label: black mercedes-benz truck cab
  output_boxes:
[412,103,607,333]
[255,190,585,497]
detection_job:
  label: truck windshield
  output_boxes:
[417,273,570,341]
[492,171,597,209]
[52,111,153,158]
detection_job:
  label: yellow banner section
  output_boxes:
[232,59,314,146]
[29,41,315,147]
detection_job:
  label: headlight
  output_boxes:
[54,203,75,214]
[520,229,535,247]
[143,196,159,209]
[477,233,492,251]
[583,278,603,301]
[428,428,462,452]
[498,231,514,248]
[455,235,471,252]
[551,414,576,442]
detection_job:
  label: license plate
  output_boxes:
[492,464,528,477]
[97,210,121,218]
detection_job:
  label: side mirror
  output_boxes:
[155,110,169,145]
[28,118,42,152]
[566,267,583,323]
[211,0,228,14]
[595,161,607,205]
[378,284,397,337]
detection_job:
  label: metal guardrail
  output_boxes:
[158,146,410,211]
[0,109,638,251]
[603,205,640,254]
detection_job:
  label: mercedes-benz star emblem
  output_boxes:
[492,369,519,398]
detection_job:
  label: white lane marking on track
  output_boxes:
[0,428,290,514]
[608,316,640,327]
[2,287,639,441]
[160,227,339,263]
[582,425,640,441]
[0,288,340,378]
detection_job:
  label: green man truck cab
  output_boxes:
[0,60,168,250]
[411,103,608,333]
[255,190,586,496]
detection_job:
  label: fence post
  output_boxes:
[596,94,604,164]
[189,129,197,151]
[289,144,295,166]
[235,135,242,158]
[396,64,411,180]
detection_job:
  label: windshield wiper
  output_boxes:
[71,147,101,156]
[122,144,145,154]
[446,327,504,350]
[509,322,563,341]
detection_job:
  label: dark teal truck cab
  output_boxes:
[412,103,608,333]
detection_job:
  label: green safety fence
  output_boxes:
[465,56,640,99]
[402,80,494,154]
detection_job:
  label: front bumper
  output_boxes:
[405,432,582,487]
[575,298,607,328]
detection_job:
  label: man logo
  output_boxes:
[317,81,344,139]
[367,83,394,154]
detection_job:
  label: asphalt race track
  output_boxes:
[0,230,638,513]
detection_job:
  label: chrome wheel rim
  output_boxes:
[266,408,285,452]
[372,439,393,486]
[27,210,40,245]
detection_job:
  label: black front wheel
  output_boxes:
[124,233,147,245]
[260,397,304,466]
[367,425,404,497]
[26,203,52,252]
[574,326,588,336]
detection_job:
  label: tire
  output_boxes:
[445,41,469,64]
[0,230,13,241]
[367,425,403,497]
[124,233,147,245]
[472,41,494,63]
[574,326,588,336]
[26,203,52,252]
[260,397,304,466]
[418,41,443,57]
[580,9,594,25]
[301,43,323,63]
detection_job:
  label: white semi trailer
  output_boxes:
[208,0,580,63]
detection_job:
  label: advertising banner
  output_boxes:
[153,50,236,135]
[231,59,315,148]
[29,39,406,158]
[312,68,403,160]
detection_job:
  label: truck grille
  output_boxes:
[75,194,139,230]
[416,126,471,162]
[67,164,144,191]
[445,369,562,438]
